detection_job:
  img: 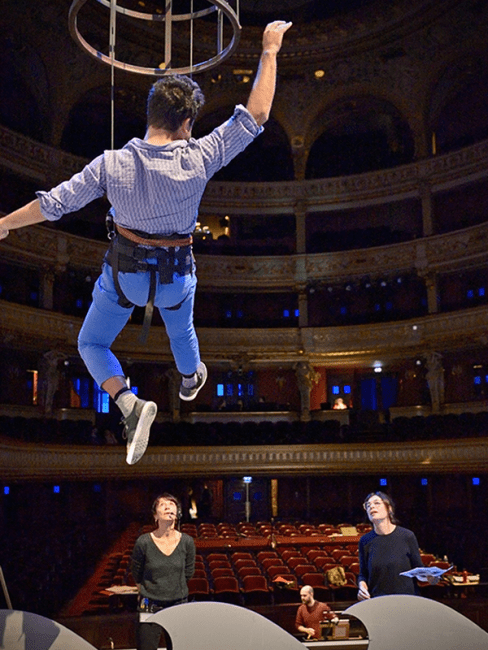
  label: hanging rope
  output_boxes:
[109,0,117,149]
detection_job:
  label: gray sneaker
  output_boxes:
[122,399,157,465]
[179,362,208,401]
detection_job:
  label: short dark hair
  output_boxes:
[147,74,205,132]
[151,492,182,519]
[363,491,398,524]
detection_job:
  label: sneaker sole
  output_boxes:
[126,401,157,465]
[179,362,208,401]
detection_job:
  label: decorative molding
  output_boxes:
[2,220,488,289]
[1,436,486,480]
[2,124,488,214]
[201,140,488,214]
[3,300,488,365]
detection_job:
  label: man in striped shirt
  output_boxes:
[0,20,292,465]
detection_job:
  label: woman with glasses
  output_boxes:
[357,491,432,600]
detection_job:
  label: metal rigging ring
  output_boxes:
[69,0,241,76]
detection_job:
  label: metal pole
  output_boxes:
[0,566,13,609]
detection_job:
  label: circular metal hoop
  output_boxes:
[69,0,241,76]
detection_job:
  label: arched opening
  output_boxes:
[193,106,294,182]
[305,96,414,178]
[60,85,146,157]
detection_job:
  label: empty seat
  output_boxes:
[257,551,279,561]
[331,548,348,562]
[279,549,299,561]
[306,549,325,562]
[211,567,234,578]
[241,575,272,605]
[234,559,257,571]
[266,565,291,579]
[231,552,253,562]
[348,562,360,575]
[187,577,210,600]
[237,566,262,579]
[287,556,307,569]
[209,560,231,570]
[207,553,229,563]
[300,572,325,586]
[261,557,284,569]
[294,564,317,578]
[213,576,241,605]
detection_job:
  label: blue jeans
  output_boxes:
[78,262,200,387]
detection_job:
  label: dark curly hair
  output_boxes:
[147,74,205,132]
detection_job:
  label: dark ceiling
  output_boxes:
[235,0,377,25]
[122,0,377,27]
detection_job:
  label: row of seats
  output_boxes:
[2,411,488,446]
[180,520,371,539]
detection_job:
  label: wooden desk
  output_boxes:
[302,640,368,649]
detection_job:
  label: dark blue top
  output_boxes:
[358,526,423,597]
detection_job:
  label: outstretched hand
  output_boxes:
[262,20,292,54]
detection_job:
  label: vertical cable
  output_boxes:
[109,0,117,149]
[189,0,194,76]
[165,0,172,69]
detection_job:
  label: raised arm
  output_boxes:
[0,199,46,239]
[246,20,292,127]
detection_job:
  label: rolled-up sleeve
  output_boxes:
[36,154,107,221]
[197,105,263,179]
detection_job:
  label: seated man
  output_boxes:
[296,585,339,640]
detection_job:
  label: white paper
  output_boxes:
[399,565,453,581]
[105,585,139,594]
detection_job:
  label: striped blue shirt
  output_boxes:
[37,105,262,235]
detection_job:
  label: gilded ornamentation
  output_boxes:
[1,437,487,480]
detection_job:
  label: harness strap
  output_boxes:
[116,224,192,248]
[110,240,134,309]
[139,267,157,344]
[104,231,194,345]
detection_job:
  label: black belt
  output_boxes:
[104,232,194,344]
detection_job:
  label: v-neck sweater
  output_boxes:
[131,531,195,602]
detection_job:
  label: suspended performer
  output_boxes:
[0,20,292,465]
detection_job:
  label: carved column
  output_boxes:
[293,361,319,422]
[424,350,445,413]
[294,200,307,255]
[420,181,434,236]
[422,270,439,315]
[294,201,309,328]
[38,350,67,416]
[165,368,181,422]
[298,291,308,328]
[40,267,55,311]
